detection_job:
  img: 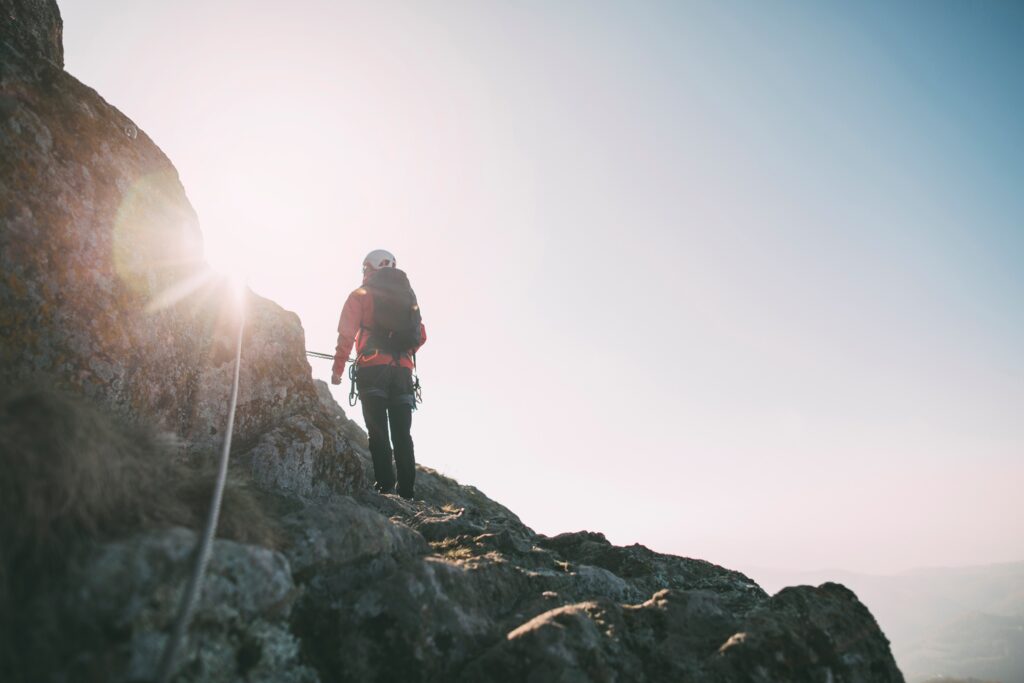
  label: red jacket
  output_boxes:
[332,279,426,378]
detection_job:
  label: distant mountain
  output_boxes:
[750,563,1024,683]
[902,611,1024,683]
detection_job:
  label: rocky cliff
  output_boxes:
[0,2,906,681]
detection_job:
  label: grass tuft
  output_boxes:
[0,382,279,681]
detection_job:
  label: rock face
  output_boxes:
[0,0,363,494]
[1,0,63,67]
[64,528,318,683]
[0,2,906,682]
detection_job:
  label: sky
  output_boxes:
[59,0,1024,575]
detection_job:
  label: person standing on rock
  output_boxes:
[331,249,426,499]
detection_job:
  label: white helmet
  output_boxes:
[362,249,396,272]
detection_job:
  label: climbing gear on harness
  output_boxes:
[307,351,358,395]
[339,349,422,407]
[412,354,423,406]
[348,361,359,407]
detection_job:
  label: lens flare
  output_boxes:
[227,272,248,310]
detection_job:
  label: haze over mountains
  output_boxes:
[751,562,1024,683]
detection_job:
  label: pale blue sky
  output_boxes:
[60,0,1023,573]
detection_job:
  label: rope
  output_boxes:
[305,350,335,360]
[154,301,246,683]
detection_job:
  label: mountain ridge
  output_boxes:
[1,1,905,681]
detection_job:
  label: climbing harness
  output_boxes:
[305,350,422,407]
[155,301,246,683]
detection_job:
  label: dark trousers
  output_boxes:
[357,365,416,497]
[361,397,414,497]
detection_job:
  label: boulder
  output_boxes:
[461,586,903,682]
[60,528,318,683]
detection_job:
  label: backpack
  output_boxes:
[363,268,422,356]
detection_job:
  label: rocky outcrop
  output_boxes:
[63,528,317,683]
[461,582,898,682]
[0,0,363,494]
[0,1,906,681]
[3,384,903,682]
[1,0,63,67]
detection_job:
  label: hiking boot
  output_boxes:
[374,482,396,495]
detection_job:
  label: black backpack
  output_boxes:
[363,268,422,356]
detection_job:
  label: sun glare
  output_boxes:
[202,229,251,314]
[142,218,250,314]
[203,225,251,283]
[227,272,248,310]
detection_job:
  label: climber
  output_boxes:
[331,249,426,500]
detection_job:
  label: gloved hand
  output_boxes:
[331,373,342,385]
